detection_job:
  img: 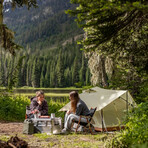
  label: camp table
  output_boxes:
[31,117,62,134]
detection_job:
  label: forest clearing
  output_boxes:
[0,89,108,148]
[0,121,109,148]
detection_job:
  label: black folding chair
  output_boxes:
[71,107,97,135]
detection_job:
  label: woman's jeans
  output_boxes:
[64,113,87,131]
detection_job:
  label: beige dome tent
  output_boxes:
[59,87,137,131]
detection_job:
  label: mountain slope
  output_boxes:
[4,0,82,50]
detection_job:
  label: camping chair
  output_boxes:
[25,106,31,119]
[71,107,97,135]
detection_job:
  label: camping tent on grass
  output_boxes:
[59,87,137,131]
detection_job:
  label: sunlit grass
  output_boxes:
[0,135,10,142]
[0,133,107,148]
[0,86,92,90]
[14,87,83,90]
[32,133,106,148]
[12,93,69,97]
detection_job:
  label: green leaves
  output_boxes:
[106,102,148,147]
[0,24,22,55]
[0,95,30,121]
[67,0,148,53]
[0,0,37,55]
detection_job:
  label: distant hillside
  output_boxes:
[4,0,82,50]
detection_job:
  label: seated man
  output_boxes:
[27,90,48,118]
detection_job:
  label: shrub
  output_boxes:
[106,101,148,148]
[0,95,30,121]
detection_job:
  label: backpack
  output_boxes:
[23,119,34,134]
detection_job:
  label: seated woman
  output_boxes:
[62,91,90,133]
[27,90,48,118]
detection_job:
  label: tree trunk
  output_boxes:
[0,0,4,48]
[87,52,111,87]
[0,0,3,25]
[100,55,109,87]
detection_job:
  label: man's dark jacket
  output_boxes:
[30,97,48,115]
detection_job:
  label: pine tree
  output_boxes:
[56,50,65,87]
[7,56,16,90]
[72,56,79,85]
[50,70,56,88]
[64,67,72,87]
[44,61,50,88]
[40,70,44,88]
[26,59,33,87]
[79,53,86,85]
[15,62,22,87]
[32,58,40,87]
[21,57,27,86]
[40,59,46,87]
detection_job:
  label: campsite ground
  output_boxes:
[0,121,111,148]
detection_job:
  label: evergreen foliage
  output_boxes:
[67,0,148,100]
[0,43,91,88]
[57,49,65,87]
[0,0,37,54]
[72,56,79,84]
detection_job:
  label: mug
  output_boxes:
[38,112,41,117]
[51,113,55,119]
[34,114,37,119]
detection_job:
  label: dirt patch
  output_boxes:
[0,122,23,135]
[0,122,106,148]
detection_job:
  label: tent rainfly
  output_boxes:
[59,87,137,131]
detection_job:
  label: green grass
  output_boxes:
[12,93,69,97]
[32,133,106,148]
[0,86,93,91]
[0,133,108,148]
[0,87,83,90]
[18,87,83,90]
[0,135,10,142]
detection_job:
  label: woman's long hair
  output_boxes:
[70,91,80,113]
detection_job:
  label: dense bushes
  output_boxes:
[106,101,148,148]
[0,95,68,121]
[0,95,30,121]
